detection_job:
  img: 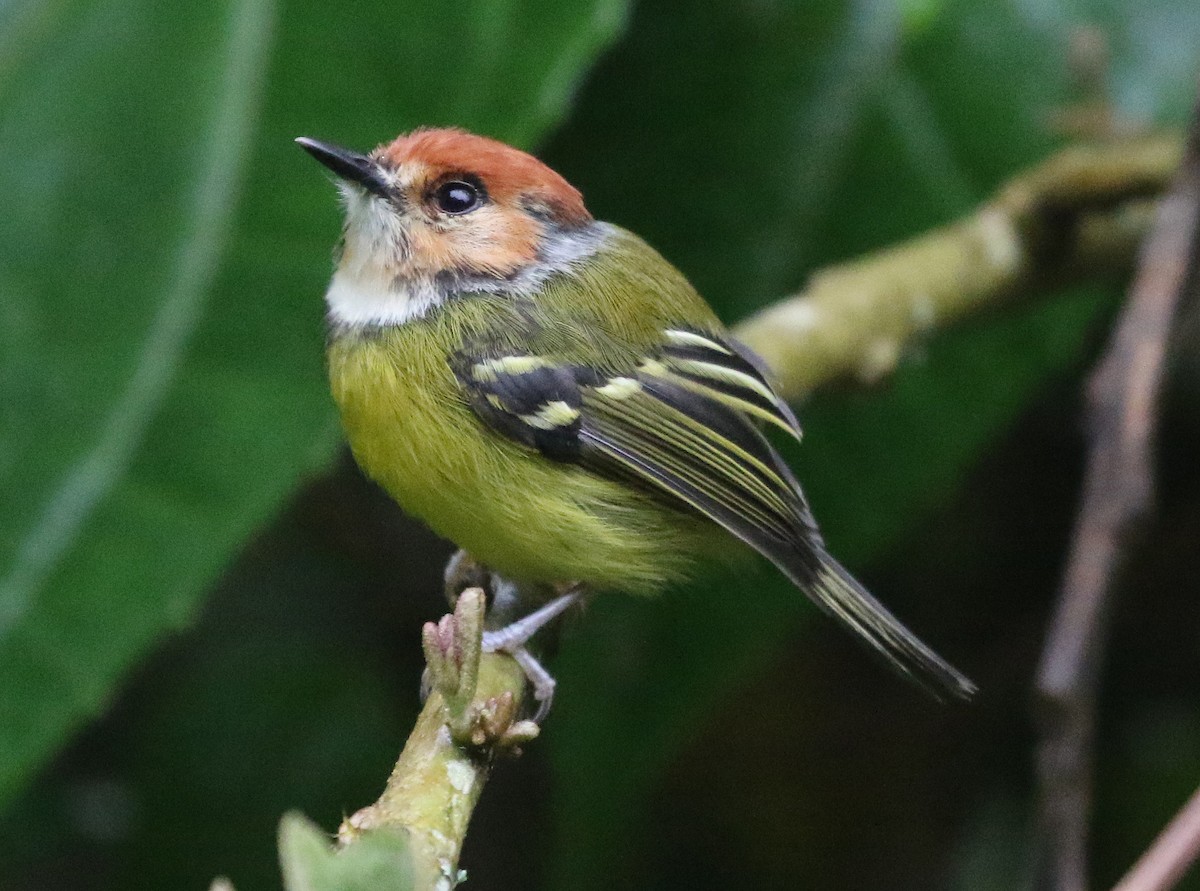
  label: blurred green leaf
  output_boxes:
[0,476,429,890]
[0,0,277,805]
[3,0,1198,887]
[0,0,629,807]
[538,0,1200,886]
[279,813,413,891]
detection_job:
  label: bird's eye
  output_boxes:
[433,180,483,214]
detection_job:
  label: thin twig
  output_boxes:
[1033,94,1200,891]
[1112,784,1200,891]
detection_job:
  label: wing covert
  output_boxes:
[451,334,819,576]
[656,328,803,441]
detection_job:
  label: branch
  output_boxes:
[340,590,538,888]
[265,591,537,891]
[1033,101,1200,891]
[734,135,1179,400]
[1112,783,1200,891]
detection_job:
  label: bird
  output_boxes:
[297,127,976,714]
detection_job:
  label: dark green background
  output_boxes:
[1,0,1198,888]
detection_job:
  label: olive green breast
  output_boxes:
[325,226,726,591]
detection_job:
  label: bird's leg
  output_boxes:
[443,551,584,720]
[480,587,581,652]
[508,648,557,724]
[481,584,584,721]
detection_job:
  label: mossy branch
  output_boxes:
[337,590,537,886]
[220,592,535,891]
[734,135,1180,401]
[232,132,1181,891]
[350,590,537,886]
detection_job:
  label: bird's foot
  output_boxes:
[443,552,584,722]
[480,585,585,723]
[421,589,540,752]
[503,647,556,723]
[480,586,582,651]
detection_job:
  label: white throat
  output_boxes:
[324,270,444,327]
[324,221,612,329]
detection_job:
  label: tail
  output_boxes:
[784,549,977,701]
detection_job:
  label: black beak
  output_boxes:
[295,137,391,199]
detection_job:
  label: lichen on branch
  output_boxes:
[334,590,535,890]
[734,135,1179,401]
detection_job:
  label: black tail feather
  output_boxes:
[781,549,976,701]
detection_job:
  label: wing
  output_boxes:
[452,327,975,700]
[454,327,814,559]
[656,328,803,442]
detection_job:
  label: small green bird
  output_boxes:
[298,128,975,711]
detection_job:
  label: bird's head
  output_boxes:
[297,128,600,327]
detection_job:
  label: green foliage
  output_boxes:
[277,814,413,891]
[0,0,627,809]
[2,0,1199,888]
